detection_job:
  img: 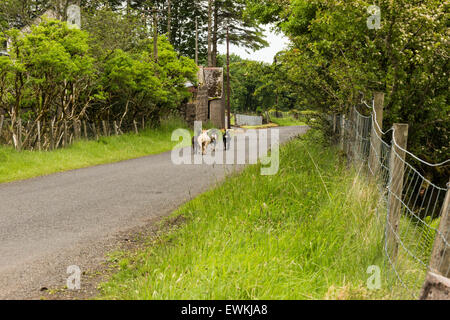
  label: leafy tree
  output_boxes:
[82,6,150,58]
[0,14,198,148]
[99,49,164,125]
[246,0,449,182]
[0,19,94,148]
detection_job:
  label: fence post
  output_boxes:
[63,121,68,147]
[0,115,4,138]
[386,123,409,258]
[346,106,356,163]
[345,109,351,156]
[17,118,22,151]
[429,181,450,277]
[37,120,41,151]
[368,92,385,176]
[420,272,450,300]
[340,114,345,151]
[92,122,98,140]
[50,121,55,150]
[73,120,80,140]
[83,121,87,139]
[102,120,108,137]
[332,113,337,134]
[113,121,118,135]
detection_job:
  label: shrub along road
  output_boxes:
[0,126,308,299]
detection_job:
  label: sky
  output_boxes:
[217,25,290,64]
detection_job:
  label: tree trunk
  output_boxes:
[153,7,158,63]
[167,0,171,42]
[212,2,219,67]
[195,17,199,65]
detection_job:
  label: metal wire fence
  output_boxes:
[339,99,450,298]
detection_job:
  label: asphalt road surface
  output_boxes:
[0,126,308,299]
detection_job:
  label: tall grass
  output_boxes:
[99,130,416,300]
[0,117,189,184]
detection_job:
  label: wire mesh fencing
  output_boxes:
[338,98,450,298]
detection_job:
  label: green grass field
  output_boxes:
[98,130,416,300]
[0,118,189,184]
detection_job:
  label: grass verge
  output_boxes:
[0,117,189,184]
[271,117,306,127]
[98,130,417,300]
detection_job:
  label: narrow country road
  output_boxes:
[0,126,308,299]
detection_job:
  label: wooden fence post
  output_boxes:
[63,121,68,147]
[133,120,139,134]
[73,120,80,140]
[340,114,346,151]
[102,120,108,137]
[332,114,337,134]
[113,121,118,135]
[368,92,385,176]
[17,118,22,151]
[429,181,450,277]
[344,111,350,156]
[420,272,450,300]
[92,122,98,140]
[50,121,55,150]
[387,123,409,258]
[331,113,337,144]
[0,115,4,138]
[37,120,41,151]
[83,121,87,139]
[346,106,356,162]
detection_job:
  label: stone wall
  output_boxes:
[203,68,224,99]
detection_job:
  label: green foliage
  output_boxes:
[0,17,198,130]
[1,19,94,123]
[227,55,274,112]
[246,0,449,184]
[221,53,308,114]
[155,36,199,110]
[82,6,150,58]
[100,49,165,122]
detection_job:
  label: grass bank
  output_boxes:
[99,130,414,300]
[0,118,189,184]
